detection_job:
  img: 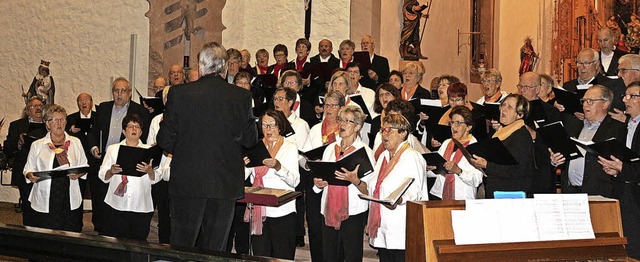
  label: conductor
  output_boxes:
[157,42,258,252]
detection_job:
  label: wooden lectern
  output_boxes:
[407,197,632,261]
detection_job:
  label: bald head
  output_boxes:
[76,93,93,115]
[518,71,541,101]
[153,76,167,93]
[318,39,333,59]
[168,65,185,85]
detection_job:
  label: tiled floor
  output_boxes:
[0,202,379,261]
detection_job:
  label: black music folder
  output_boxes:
[32,164,90,181]
[254,74,278,102]
[411,99,449,125]
[481,102,501,121]
[349,94,372,123]
[136,89,164,114]
[537,121,582,160]
[465,137,518,165]
[299,144,329,161]
[423,152,448,174]
[553,88,583,114]
[243,142,272,168]
[353,51,372,72]
[308,147,374,186]
[116,145,160,177]
[572,137,640,162]
[427,123,451,143]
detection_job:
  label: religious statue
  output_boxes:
[626,14,640,53]
[518,37,538,76]
[606,15,622,38]
[400,0,429,61]
[24,60,55,104]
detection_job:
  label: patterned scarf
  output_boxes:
[324,144,356,229]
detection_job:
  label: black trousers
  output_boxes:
[87,161,108,233]
[306,189,324,262]
[321,211,367,262]
[251,213,296,260]
[152,180,171,244]
[295,168,310,241]
[226,202,250,254]
[170,197,235,252]
[102,205,153,241]
[377,248,405,262]
[620,183,640,259]
[27,207,83,232]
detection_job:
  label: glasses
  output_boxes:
[622,94,640,100]
[228,61,240,66]
[516,84,539,90]
[580,98,608,105]
[48,118,67,124]
[361,41,373,45]
[283,81,297,86]
[29,104,43,109]
[337,117,357,124]
[449,97,464,103]
[273,96,287,102]
[448,121,466,126]
[576,60,597,67]
[324,103,340,108]
[274,53,286,57]
[481,79,497,84]
[126,124,141,130]
[619,68,640,73]
[379,126,399,134]
[112,89,131,94]
[262,122,278,129]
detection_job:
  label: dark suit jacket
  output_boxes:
[3,118,47,186]
[157,74,258,199]
[297,98,320,127]
[359,54,390,90]
[308,54,340,106]
[600,48,627,77]
[561,114,626,197]
[562,75,626,112]
[484,126,535,198]
[66,111,95,156]
[88,100,150,156]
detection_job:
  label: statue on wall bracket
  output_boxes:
[400,0,431,61]
[22,60,55,105]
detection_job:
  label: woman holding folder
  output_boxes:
[98,114,160,240]
[427,106,483,200]
[243,109,300,259]
[469,94,535,198]
[24,104,88,232]
[369,83,401,147]
[312,105,374,261]
[363,114,427,262]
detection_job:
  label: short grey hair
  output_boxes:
[620,54,640,69]
[199,42,228,77]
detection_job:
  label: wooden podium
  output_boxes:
[407,197,632,261]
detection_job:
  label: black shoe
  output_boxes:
[296,236,305,247]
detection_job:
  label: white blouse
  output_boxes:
[245,140,300,218]
[313,137,374,216]
[23,132,88,213]
[363,141,428,250]
[287,113,310,151]
[98,140,162,213]
[427,138,483,200]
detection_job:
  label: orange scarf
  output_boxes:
[441,137,470,200]
[368,142,411,238]
[321,120,339,145]
[492,119,524,141]
[438,102,474,126]
[244,136,284,235]
[324,143,356,229]
[402,85,418,101]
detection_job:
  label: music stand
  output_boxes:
[237,187,302,255]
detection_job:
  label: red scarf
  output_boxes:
[257,65,268,75]
[47,139,71,166]
[296,56,307,71]
[441,139,470,200]
[341,57,353,69]
[324,144,356,229]
[321,120,338,145]
[368,142,410,238]
[273,63,286,76]
[244,137,284,235]
[402,85,418,101]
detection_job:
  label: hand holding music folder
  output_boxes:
[32,164,90,182]
[571,137,640,162]
[465,137,518,165]
[307,147,374,186]
[135,88,164,113]
[423,152,448,174]
[411,99,448,125]
[537,121,582,160]
[353,51,372,72]
[553,88,583,114]
[358,177,414,205]
[481,102,501,121]
[427,123,451,143]
[243,142,271,168]
[115,145,161,177]
[299,144,329,161]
